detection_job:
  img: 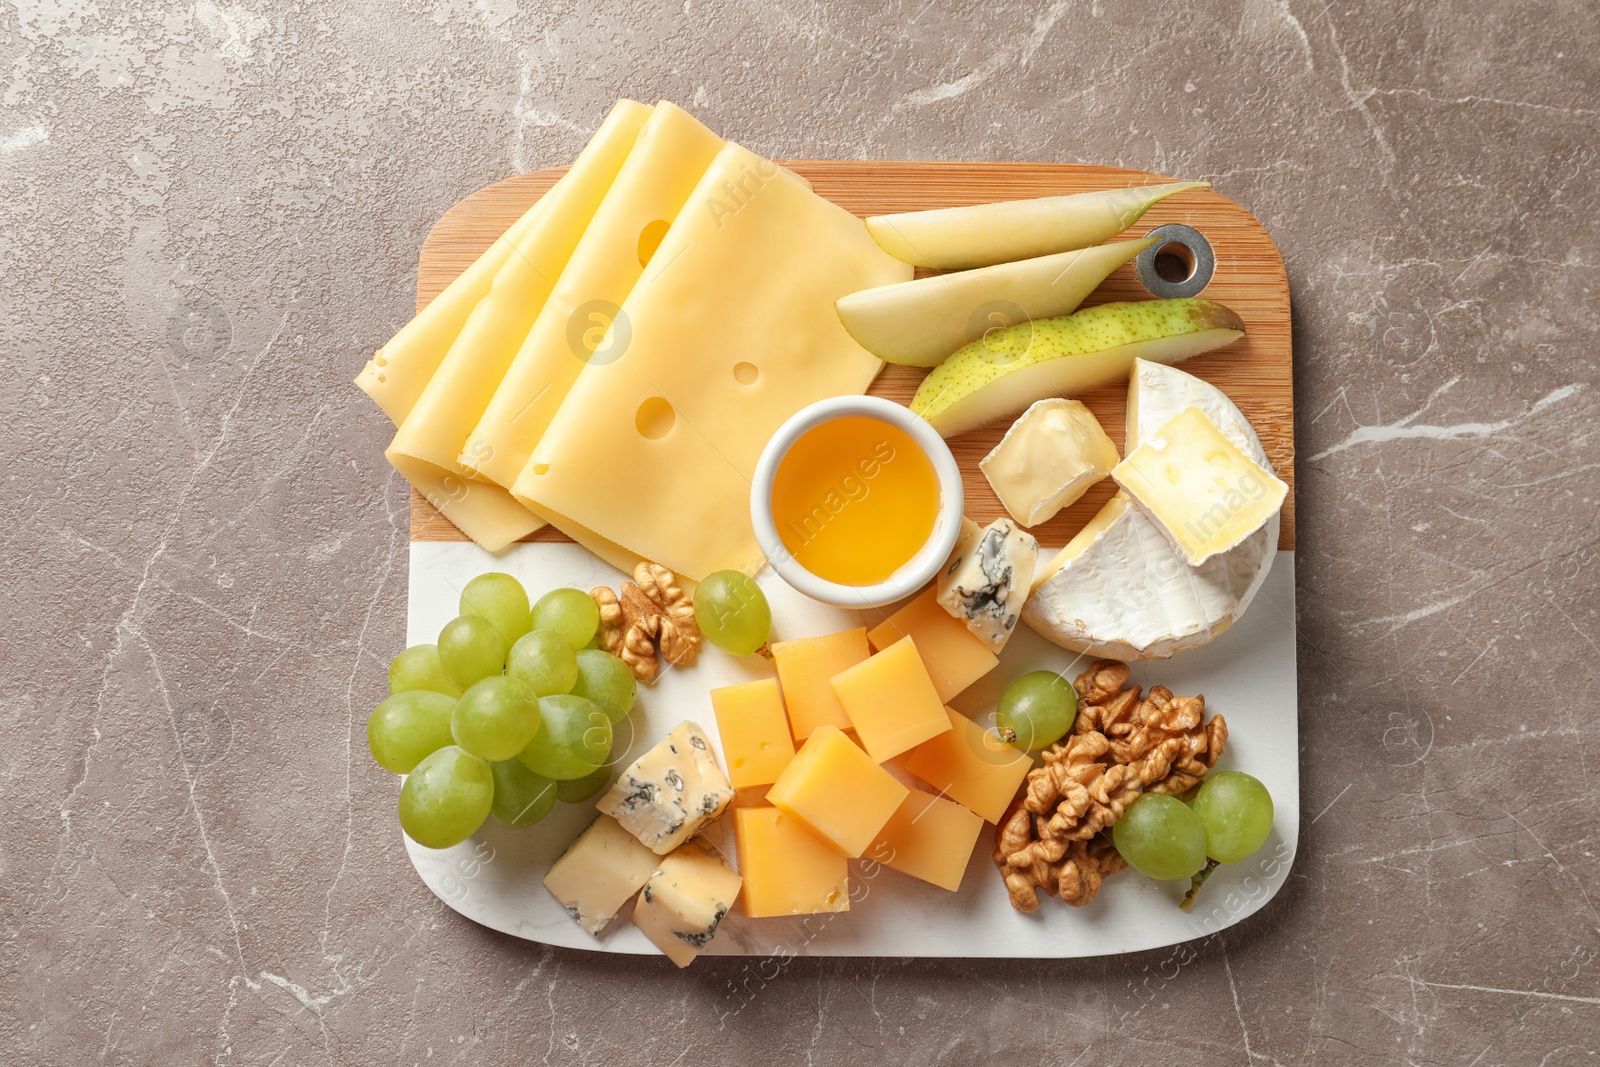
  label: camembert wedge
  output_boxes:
[980,398,1119,527]
[1112,406,1287,566]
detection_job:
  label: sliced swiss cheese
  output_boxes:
[461,102,724,490]
[355,196,547,426]
[384,100,651,550]
[511,143,912,580]
[1022,360,1280,660]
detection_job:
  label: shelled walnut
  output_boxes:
[993,659,1226,912]
[591,562,702,682]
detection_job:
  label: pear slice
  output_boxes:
[909,299,1245,438]
[866,181,1207,270]
[836,236,1157,367]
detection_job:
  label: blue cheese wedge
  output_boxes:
[543,814,661,936]
[597,721,735,854]
[935,517,1039,653]
[631,838,743,968]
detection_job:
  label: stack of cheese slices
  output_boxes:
[356,100,910,579]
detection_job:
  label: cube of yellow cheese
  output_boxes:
[771,628,870,741]
[828,636,952,763]
[543,814,662,937]
[632,838,743,968]
[903,707,1033,824]
[709,679,796,789]
[867,788,984,892]
[1112,406,1289,566]
[767,725,908,857]
[735,806,850,918]
[866,587,998,703]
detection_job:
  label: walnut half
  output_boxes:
[590,562,702,682]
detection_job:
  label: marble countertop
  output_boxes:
[4,1,1597,1063]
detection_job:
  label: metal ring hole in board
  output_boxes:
[1135,223,1215,298]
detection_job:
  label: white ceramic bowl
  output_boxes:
[750,395,965,608]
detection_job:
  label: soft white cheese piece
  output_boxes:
[631,838,743,968]
[596,721,735,855]
[1112,406,1288,566]
[935,517,1039,654]
[979,398,1119,526]
[1023,360,1280,660]
[543,814,662,937]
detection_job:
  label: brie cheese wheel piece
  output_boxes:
[979,398,1119,527]
[1023,360,1280,660]
[936,517,1039,654]
[1113,406,1288,566]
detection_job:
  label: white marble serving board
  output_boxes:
[404,540,1299,960]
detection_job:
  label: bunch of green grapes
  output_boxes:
[366,572,634,849]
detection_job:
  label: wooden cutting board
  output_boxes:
[408,161,1294,550]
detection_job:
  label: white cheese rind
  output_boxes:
[979,398,1119,526]
[1024,492,1276,660]
[936,517,1039,654]
[543,814,661,937]
[1127,357,1271,459]
[596,721,735,855]
[1023,360,1279,660]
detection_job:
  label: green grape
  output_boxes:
[995,670,1078,750]
[387,643,462,698]
[450,676,541,761]
[555,765,613,804]
[570,649,636,722]
[693,570,772,656]
[531,587,600,649]
[489,759,558,828]
[516,695,612,780]
[507,630,578,697]
[459,572,532,646]
[1192,771,1274,864]
[367,690,457,773]
[1112,793,1208,881]
[398,746,494,849]
[437,614,508,690]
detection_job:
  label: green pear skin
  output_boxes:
[866,181,1208,270]
[910,299,1246,438]
[836,236,1158,367]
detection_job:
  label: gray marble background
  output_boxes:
[3,0,1598,1063]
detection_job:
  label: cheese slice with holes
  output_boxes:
[381,100,651,551]
[1022,360,1280,660]
[511,142,911,579]
[461,102,724,491]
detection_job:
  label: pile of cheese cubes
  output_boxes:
[545,584,1035,967]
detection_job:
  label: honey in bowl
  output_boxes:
[768,415,941,587]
